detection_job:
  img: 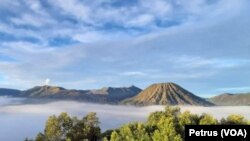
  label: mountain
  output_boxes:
[21,85,96,102]
[89,85,141,103]
[0,88,21,96]
[209,93,250,106]
[22,86,66,97]
[21,85,141,103]
[0,83,216,106]
[122,82,213,106]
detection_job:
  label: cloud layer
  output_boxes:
[0,97,249,140]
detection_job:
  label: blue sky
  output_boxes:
[0,0,250,97]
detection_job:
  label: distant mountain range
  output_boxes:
[0,82,249,106]
[20,85,141,104]
[0,88,21,96]
[209,93,250,106]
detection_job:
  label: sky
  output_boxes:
[0,0,250,97]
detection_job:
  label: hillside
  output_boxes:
[89,85,141,102]
[209,93,250,106]
[0,88,21,96]
[122,82,213,106]
[21,85,141,103]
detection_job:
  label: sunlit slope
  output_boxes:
[123,82,213,106]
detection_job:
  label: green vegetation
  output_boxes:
[33,112,100,141]
[29,106,249,141]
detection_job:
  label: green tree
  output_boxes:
[199,113,218,125]
[151,115,182,141]
[35,112,101,141]
[102,129,114,140]
[67,117,85,140]
[44,115,61,141]
[147,106,182,141]
[110,131,121,141]
[44,112,72,141]
[24,138,33,141]
[178,111,199,138]
[58,112,73,139]
[35,132,45,141]
[110,122,150,141]
[67,113,101,141]
[221,114,248,125]
[83,112,101,141]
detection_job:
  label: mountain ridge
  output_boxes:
[0,88,22,96]
[18,85,141,104]
[209,92,250,106]
[2,83,249,106]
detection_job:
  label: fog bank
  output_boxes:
[0,97,249,140]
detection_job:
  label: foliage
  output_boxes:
[34,112,100,141]
[221,114,248,125]
[30,106,250,141]
[199,113,218,125]
[101,129,114,140]
[109,106,249,141]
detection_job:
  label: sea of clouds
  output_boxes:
[0,96,249,140]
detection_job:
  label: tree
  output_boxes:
[199,113,218,125]
[221,114,248,125]
[67,113,101,141]
[67,117,85,140]
[58,112,73,139]
[24,138,33,141]
[110,131,121,141]
[44,115,61,141]
[43,112,73,141]
[35,132,45,141]
[151,115,182,141]
[83,112,100,127]
[178,111,199,137]
[110,122,150,141]
[83,112,101,141]
[102,129,114,140]
[35,112,101,141]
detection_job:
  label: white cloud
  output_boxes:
[1,0,247,45]
[0,42,87,89]
[47,0,171,28]
[0,22,45,42]
[126,14,155,27]
[49,0,90,22]
[171,56,250,69]
[120,71,147,77]
[139,0,172,16]
[10,13,56,27]
[72,31,106,43]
